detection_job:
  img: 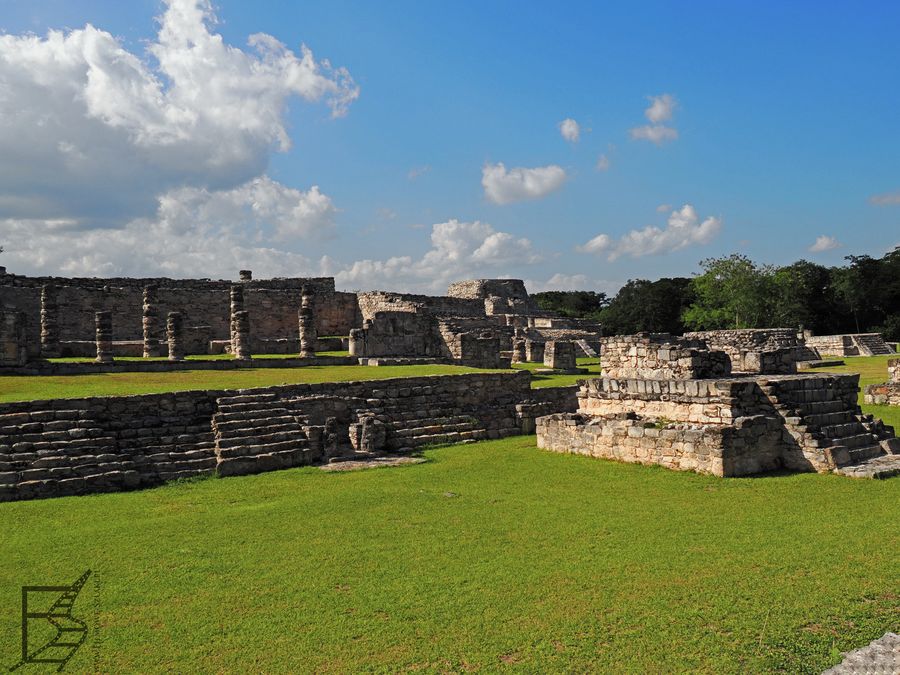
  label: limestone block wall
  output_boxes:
[0,274,359,357]
[537,412,785,476]
[349,311,443,358]
[683,328,801,373]
[0,371,569,502]
[864,359,900,405]
[446,279,541,316]
[356,291,484,322]
[599,333,732,379]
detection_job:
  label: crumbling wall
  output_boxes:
[355,291,484,322]
[600,333,732,379]
[349,311,443,358]
[0,371,572,501]
[0,273,358,357]
[683,328,800,373]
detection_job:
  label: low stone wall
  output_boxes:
[0,371,574,501]
[599,333,732,379]
[863,383,900,406]
[864,362,900,405]
[683,329,801,374]
[537,412,785,476]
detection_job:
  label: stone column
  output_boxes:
[167,312,185,361]
[298,288,317,358]
[229,285,244,356]
[544,340,576,370]
[511,339,527,363]
[40,284,61,358]
[232,310,251,361]
[94,311,113,364]
[142,285,160,358]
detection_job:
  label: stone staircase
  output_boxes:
[212,393,316,476]
[365,401,519,451]
[850,333,894,356]
[762,376,899,478]
[574,339,598,358]
[0,409,127,499]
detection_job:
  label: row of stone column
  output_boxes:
[39,284,317,362]
[92,310,187,363]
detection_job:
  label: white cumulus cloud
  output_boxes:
[629,93,678,145]
[577,204,721,261]
[482,162,567,205]
[809,235,842,252]
[559,118,580,143]
[0,0,357,228]
[335,219,540,292]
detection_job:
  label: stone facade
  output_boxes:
[599,333,732,379]
[0,371,578,502]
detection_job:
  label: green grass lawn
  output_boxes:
[1,436,896,672]
[0,357,601,402]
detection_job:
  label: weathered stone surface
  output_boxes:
[94,311,113,364]
[167,311,185,361]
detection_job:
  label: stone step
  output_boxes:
[213,405,295,420]
[820,422,869,439]
[847,444,886,463]
[389,421,482,439]
[216,439,307,459]
[217,429,307,450]
[833,454,900,479]
[213,416,300,433]
[800,411,857,428]
[827,433,881,449]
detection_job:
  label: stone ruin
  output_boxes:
[804,332,894,357]
[863,358,900,407]
[538,333,900,479]
[0,270,602,372]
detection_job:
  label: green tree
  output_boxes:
[599,278,694,334]
[682,254,775,330]
[532,290,609,318]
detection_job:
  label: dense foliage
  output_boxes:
[536,247,900,339]
[532,290,609,318]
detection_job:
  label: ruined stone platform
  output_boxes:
[357,357,449,366]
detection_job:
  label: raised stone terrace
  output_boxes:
[538,334,900,478]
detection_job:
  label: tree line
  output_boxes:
[533,247,900,340]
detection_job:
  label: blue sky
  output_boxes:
[0,0,897,293]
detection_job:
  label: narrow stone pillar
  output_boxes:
[94,311,113,364]
[229,285,244,355]
[511,339,527,363]
[142,285,160,358]
[232,311,251,361]
[298,288,317,358]
[40,284,61,358]
[167,312,185,361]
[239,270,252,282]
